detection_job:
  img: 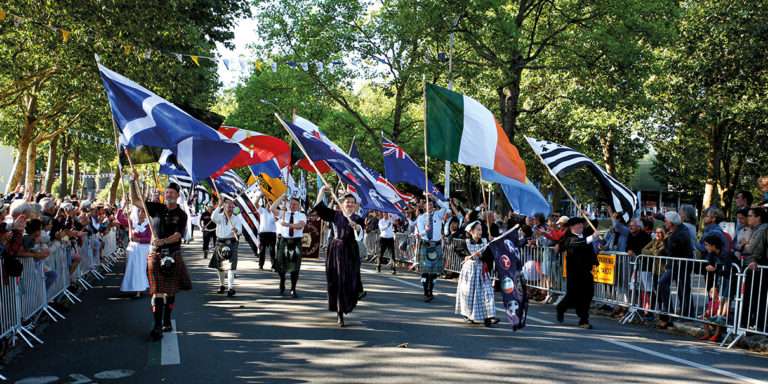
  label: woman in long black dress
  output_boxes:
[314,186,366,327]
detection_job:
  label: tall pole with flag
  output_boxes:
[422,74,430,219]
[444,17,459,200]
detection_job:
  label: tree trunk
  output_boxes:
[58,136,69,198]
[721,154,744,218]
[108,165,121,205]
[43,136,58,193]
[24,140,38,194]
[391,84,405,143]
[599,127,616,176]
[500,66,524,142]
[70,145,80,198]
[6,94,38,193]
[701,123,724,209]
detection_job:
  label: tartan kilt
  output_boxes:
[147,248,192,295]
[455,258,496,321]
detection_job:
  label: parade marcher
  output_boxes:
[314,186,365,327]
[271,192,306,298]
[556,217,599,329]
[129,171,191,341]
[415,195,450,302]
[209,198,243,297]
[455,221,499,327]
[120,207,151,297]
[200,204,216,259]
[256,197,277,271]
[377,212,396,274]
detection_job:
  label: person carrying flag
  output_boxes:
[209,198,243,297]
[271,192,307,298]
[128,170,191,342]
[455,220,500,327]
[314,186,366,327]
[556,217,600,329]
[415,195,450,302]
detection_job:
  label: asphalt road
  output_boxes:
[3,239,768,384]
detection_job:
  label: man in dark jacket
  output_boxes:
[556,217,600,329]
[657,211,694,328]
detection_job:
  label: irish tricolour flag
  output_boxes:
[425,84,527,182]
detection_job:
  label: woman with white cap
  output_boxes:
[454,221,500,327]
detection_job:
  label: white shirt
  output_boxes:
[277,209,306,238]
[257,207,277,233]
[212,208,244,239]
[378,217,394,239]
[416,207,449,242]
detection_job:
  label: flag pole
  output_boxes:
[524,137,597,233]
[273,113,356,231]
[422,75,431,218]
[480,173,493,239]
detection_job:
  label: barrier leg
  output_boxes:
[42,305,66,322]
[78,277,93,290]
[1,373,6,380]
[61,288,82,304]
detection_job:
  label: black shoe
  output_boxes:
[392,270,397,275]
[424,295,434,303]
[227,289,236,297]
[259,266,264,271]
[279,283,286,295]
[337,314,345,327]
[556,311,564,324]
[484,318,495,327]
[150,327,163,341]
[358,291,367,300]
[463,316,475,324]
[218,285,225,294]
[290,290,298,299]
[376,265,382,273]
[203,252,208,259]
[162,324,173,333]
[489,317,500,324]
[579,323,593,329]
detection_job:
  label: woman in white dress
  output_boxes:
[120,207,151,297]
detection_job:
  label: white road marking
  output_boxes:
[161,320,181,366]
[603,338,767,384]
[93,369,135,379]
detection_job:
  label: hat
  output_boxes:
[464,220,481,233]
[556,216,570,225]
[567,217,586,227]
[166,182,181,193]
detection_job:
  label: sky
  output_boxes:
[215,16,260,89]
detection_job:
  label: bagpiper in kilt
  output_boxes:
[129,173,191,342]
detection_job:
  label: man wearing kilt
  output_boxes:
[209,198,243,297]
[415,195,449,302]
[455,221,500,327]
[271,192,307,298]
[129,171,191,341]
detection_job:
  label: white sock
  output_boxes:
[218,270,225,286]
[227,271,234,290]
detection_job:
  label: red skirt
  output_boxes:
[147,248,192,295]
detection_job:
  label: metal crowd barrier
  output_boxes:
[0,229,121,350]
[727,264,768,348]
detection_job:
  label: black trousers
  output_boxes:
[259,232,277,268]
[557,277,594,324]
[203,230,216,252]
[378,237,395,270]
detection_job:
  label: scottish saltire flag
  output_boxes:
[382,137,445,200]
[250,159,281,178]
[526,137,637,221]
[282,115,402,215]
[481,168,550,216]
[98,64,243,181]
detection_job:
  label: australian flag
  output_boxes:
[382,136,445,200]
[98,64,243,181]
[349,142,411,212]
[284,115,402,216]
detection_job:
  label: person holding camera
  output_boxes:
[209,198,243,297]
[129,170,191,341]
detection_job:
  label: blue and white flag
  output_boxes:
[249,158,281,178]
[98,64,243,181]
[282,115,402,215]
[481,168,550,216]
[382,136,445,200]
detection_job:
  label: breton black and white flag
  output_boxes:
[169,174,193,192]
[194,185,212,205]
[234,190,260,255]
[526,137,638,221]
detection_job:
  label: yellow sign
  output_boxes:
[562,253,616,285]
